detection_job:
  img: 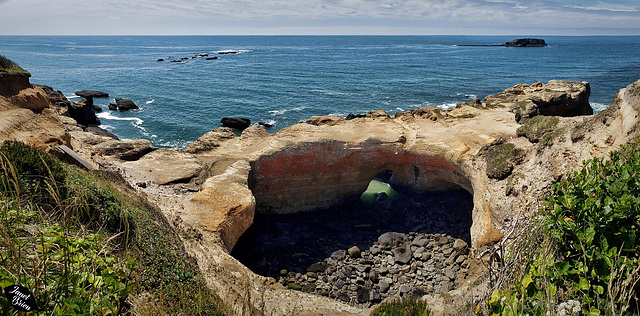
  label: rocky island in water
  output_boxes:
[1,55,639,314]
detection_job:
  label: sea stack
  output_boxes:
[505,38,547,47]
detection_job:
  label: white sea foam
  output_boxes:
[309,89,346,96]
[591,102,609,112]
[216,49,250,54]
[96,112,144,125]
[146,100,155,104]
[268,106,307,116]
[259,119,276,126]
[269,109,287,115]
[438,103,459,110]
[328,112,348,117]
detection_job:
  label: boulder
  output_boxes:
[115,98,139,111]
[505,38,547,47]
[221,117,251,130]
[392,244,412,264]
[108,103,118,111]
[452,239,468,254]
[378,232,406,249]
[75,90,109,98]
[347,246,361,258]
[68,99,101,126]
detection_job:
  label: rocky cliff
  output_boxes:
[3,74,640,315]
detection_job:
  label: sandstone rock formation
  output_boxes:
[4,72,640,315]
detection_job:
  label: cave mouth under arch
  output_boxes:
[231,170,473,278]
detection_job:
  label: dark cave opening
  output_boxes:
[231,170,473,278]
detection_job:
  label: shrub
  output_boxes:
[0,55,30,75]
[0,144,223,315]
[516,116,560,143]
[485,143,525,180]
[484,144,640,315]
[371,297,430,316]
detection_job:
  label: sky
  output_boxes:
[0,0,638,35]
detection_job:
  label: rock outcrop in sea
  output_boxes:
[2,65,640,314]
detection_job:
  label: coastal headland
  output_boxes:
[2,64,640,314]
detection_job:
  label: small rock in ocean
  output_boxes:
[115,98,139,111]
[221,117,251,130]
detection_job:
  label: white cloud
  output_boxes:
[563,3,639,12]
[0,0,638,34]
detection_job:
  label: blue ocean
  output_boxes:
[1,36,639,148]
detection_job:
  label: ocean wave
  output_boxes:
[146,100,155,104]
[216,49,250,54]
[258,119,276,126]
[309,89,347,96]
[96,112,144,125]
[591,102,610,112]
[328,112,348,117]
[268,106,308,116]
[438,103,459,110]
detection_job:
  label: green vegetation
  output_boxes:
[517,115,560,143]
[0,142,223,315]
[482,143,640,315]
[371,297,430,316]
[485,143,525,180]
[0,55,30,75]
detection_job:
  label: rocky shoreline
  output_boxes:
[2,66,640,314]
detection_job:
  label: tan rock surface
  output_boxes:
[123,148,202,185]
[4,76,640,315]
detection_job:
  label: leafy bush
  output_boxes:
[544,147,640,314]
[0,143,223,315]
[371,297,430,316]
[485,144,640,315]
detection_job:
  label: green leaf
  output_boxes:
[588,306,601,316]
[521,273,534,289]
[579,277,590,290]
[556,260,571,275]
[594,285,604,295]
[585,226,596,246]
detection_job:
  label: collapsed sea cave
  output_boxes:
[231,169,474,306]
